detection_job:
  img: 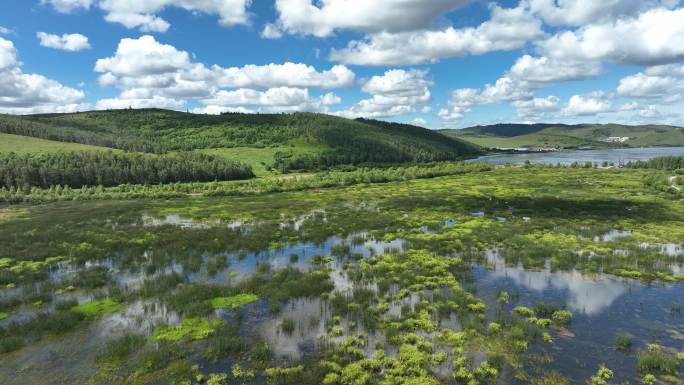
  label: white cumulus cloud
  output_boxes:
[96,0,251,32]
[272,0,467,37]
[42,0,93,13]
[617,72,684,97]
[526,0,679,26]
[561,94,614,116]
[329,3,545,66]
[37,32,91,51]
[508,55,602,84]
[261,23,283,39]
[0,37,86,114]
[95,35,353,113]
[334,69,432,118]
[539,7,684,66]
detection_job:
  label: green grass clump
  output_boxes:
[210,293,259,310]
[96,334,146,363]
[588,365,614,385]
[0,311,7,320]
[614,333,633,351]
[552,310,573,325]
[637,345,680,375]
[535,303,559,318]
[513,306,535,318]
[280,318,295,335]
[0,336,24,353]
[71,299,122,318]
[204,323,247,360]
[151,318,222,342]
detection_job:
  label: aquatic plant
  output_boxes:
[151,318,222,342]
[281,318,296,335]
[208,373,229,385]
[641,374,657,385]
[614,332,633,351]
[552,310,573,325]
[497,290,510,304]
[204,322,248,360]
[71,298,122,318]
[531,372,571,385]
[55,298,78,311]
[637,346,680,375]
[488,322,502,334]
[210,293,259,309]
[535,303,560,318]
[588,365,614,385]
[232,364,255,380]
[265,365,305,385]
[165,284,237,316]
[0,310,85,349]
[514,306,535,318]
[96,334,145,364]
[0,336,23,353]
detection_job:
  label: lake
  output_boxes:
[471,146,684,165]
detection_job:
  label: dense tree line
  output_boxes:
[0,151,254,190]
[627,156,684,171]
[0,162,492,203]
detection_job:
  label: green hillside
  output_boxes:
[440,123,684,149]
[0,109,482,173]
[0,133,114,154]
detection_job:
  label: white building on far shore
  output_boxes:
[604,136,630,143]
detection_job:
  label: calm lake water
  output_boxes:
[473,249,683,384]
[471,146,684,165]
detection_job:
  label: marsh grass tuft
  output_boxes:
[281,318,295,335]
[637,346,680,375]
[210,293,259,310]
[151,318,222,342]
[71,299,122,318]
[614,333,633,351]
[96,334,145,364]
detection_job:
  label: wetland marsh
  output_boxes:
[0,166,682,385]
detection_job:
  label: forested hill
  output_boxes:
[0,109,482,172]
[440,123,684,149]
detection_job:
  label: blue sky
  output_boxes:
[1,0,683,128]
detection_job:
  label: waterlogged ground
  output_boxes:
[0,167,682,385]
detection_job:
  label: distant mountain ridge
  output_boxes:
[440,123,684,149]
[0,109,482,173]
